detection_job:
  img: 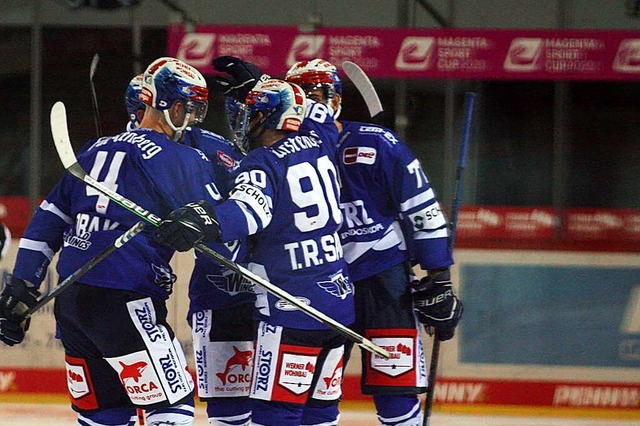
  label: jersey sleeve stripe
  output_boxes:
[18,238,56,261]
[229,184,273,229]
[234,200,259,235]
[400,188,435,212]
[40,200,73,224]
[414,228,449,240]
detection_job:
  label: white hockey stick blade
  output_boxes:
[342,61,383,118]
[49,102,390,360]
[51,102,77,169]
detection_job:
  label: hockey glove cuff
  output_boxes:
[154,200,220,252]
[0,275,39,346]
[411,269,463,341]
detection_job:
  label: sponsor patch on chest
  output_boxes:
[343,146,377,165]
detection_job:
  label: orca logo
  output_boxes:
[119,361,147,383]
[216,346,253,385]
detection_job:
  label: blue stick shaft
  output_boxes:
[424,91,476,426]
[449,92,476,250]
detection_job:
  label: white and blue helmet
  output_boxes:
[245,79,306,132]
[140,57,209,140]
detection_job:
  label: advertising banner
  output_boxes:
[167,24,640,81]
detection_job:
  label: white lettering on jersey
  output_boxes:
[283,233,343,271]
[340,200,373,228]
[407,158,428,188]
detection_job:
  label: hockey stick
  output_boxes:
[22,221,145,320]
[89,54,104,138]
[423,92,476,426]
[50,101,390,360]
[342,61,383,122]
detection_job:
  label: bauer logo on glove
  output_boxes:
[410,268,463,341]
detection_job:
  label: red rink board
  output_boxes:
[2,368,638,411]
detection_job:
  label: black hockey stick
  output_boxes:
[22,221,145,320]
[423,92,476,426]
[90,54,104,138]
[49,101,390,360]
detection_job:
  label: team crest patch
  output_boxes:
[317,271,352,300]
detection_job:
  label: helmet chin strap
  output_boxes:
[331,97,342,120]
[163,109,191,142]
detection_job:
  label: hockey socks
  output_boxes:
[373,394,423,426]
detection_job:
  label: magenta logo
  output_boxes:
[395,37,435,71]
[286,35,326,68]
[176,33,216,68]
[613,39,640,73]
[504,38,543,71]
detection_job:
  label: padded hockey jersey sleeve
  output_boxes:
[381,132,453,270]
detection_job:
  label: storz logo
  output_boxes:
[254,347,273,392]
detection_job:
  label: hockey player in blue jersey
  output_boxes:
[124,57,256,426]
[154,78,355,426]
[286,59,463,426]
[0,57,223,426]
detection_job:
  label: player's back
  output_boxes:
[237,131,353,330]
[55,128,220,300]
[335,121,413,281]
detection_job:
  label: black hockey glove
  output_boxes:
[211,56,271,101]
[0,275,40,346]
[411,269,463,341]
[154,201,220,252]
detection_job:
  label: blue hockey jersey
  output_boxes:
[181,127,254,315]
[13,129,223,301]
[336,121,453,282]
[213,129,354,330]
